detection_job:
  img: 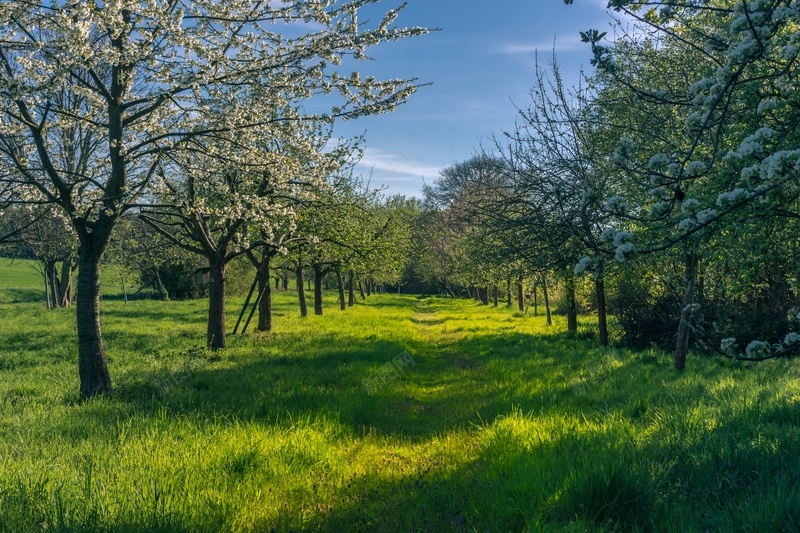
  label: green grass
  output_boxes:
[2,262,800,531]
[0,258,44,303]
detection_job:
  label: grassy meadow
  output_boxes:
[2,259,800,531]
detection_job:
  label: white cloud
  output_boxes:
[496,34,587,56]
[354,147,446,196]
[358,147,444,179]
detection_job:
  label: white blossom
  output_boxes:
[681,198,701,214]
[757,99,777,113]
[784,332,800,346]
[685,161,707,176]
[647,153,671,169]
[614,242,636,263]
[599,227,617,243]
[716,188,747,206]
[720,337,737,354]
[605,195,628,214]
[745,340,770,358]
[574,256,593,275]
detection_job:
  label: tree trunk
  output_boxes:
[207,256,227,350]
[274,276,280,290]
[313,264,324,316]
[517,281,524,312]
[366,280,372,296]
[480,286,489,305]
[58,260,74,307]
[257,253,272,332]
[297,264,308,318]
[336,267,346,311]
[506,279,512,308]
[154,268,169,301]
[542,279,552,326]
[46,261,60,308]
[493,284,499,307]
[121,271,128,304]
[43,264,52,310]
[359,280,366,300]
[348,271,356,306]
[75,251,113,398]
[565,274,578,334]
[675,251,699,371]
[596,265,609,347]
[533,284,538,316]
[282,273,289,291]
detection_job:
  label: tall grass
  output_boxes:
[1,262,800,531]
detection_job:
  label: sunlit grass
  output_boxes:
[2,262,800,531]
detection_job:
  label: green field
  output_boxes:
[1,260,800,531]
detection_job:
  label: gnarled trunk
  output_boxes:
[76,250,112,398]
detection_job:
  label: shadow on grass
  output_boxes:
[0,288,44,304]
[102,328,640,442]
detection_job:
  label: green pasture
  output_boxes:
[1,259,799,531]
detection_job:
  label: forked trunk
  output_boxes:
[58,260,74,307]
[207,257,227,349]
[46,261,60,308]
[75,251,112,398]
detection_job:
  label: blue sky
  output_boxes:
[334,0,627,197]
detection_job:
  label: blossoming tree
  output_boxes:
[0,0,427,397]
